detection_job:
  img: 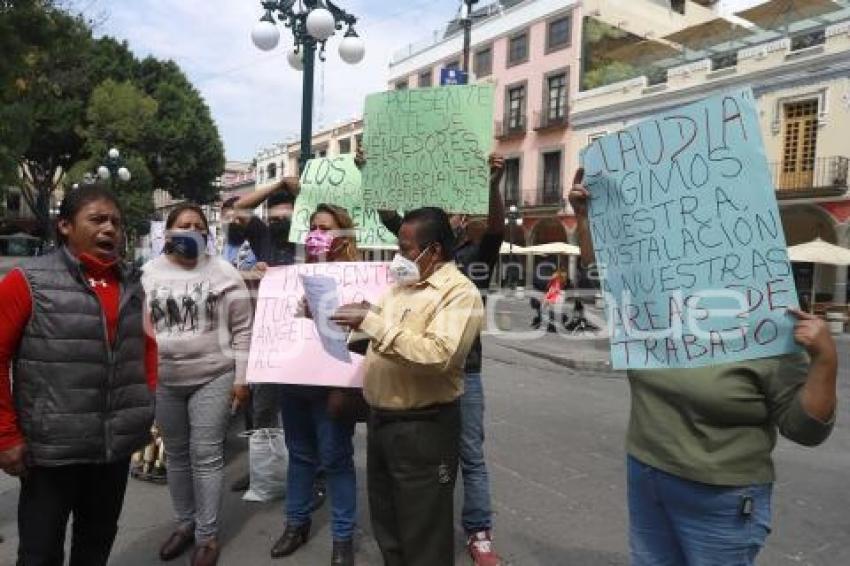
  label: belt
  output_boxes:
[370,401,457,426]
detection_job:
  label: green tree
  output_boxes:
[2,3,225,239]
[0,1,55,186]
[136,57,225,204]
[71,79,158,238]
[10,7,95,238]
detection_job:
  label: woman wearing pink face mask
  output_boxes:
[271,204,360,566]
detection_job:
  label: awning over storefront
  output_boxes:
[735,0,841,28]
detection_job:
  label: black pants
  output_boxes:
[17,459,131,566]
[367,402,460,566]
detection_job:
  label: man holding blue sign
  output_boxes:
[570,90,837,565]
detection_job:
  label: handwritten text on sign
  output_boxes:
[581,89,799,370]
[290,156,397,248]
[247,262,392,387]
[362,85,494,214]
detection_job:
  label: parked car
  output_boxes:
[0,232,42,277]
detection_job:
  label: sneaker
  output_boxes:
[467,531,502,566]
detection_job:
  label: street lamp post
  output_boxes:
[504,204,523,290]
[461,0,479,73]
[252,1,365,173]
[97,147,132,190]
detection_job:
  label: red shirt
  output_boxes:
[0,255,158,451]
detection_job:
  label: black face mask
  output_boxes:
[267,217,292,242]
[164,232,206,259]
[226,222,246,245]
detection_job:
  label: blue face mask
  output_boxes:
[165,231,206,259]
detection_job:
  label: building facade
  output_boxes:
[255,119,364,196]
[570,0,850,301]
[388,0,575,256]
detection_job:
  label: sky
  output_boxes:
[78,0,463,161]
[77,0,759,162]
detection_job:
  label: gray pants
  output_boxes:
[156,371,234,542]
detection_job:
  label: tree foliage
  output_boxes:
[0,2,225,239]
[135,58,225,204]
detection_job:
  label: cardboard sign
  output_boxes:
[247,262,393,386]
[581,89,800,370]
[289,156,397,248]
[362,85,494,214]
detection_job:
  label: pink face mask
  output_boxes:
[305,229,335,257]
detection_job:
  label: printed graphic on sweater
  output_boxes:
[149,281,222,334]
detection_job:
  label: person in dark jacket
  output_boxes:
[0,184,157,566]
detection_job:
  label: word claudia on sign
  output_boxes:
[363,85,495,214]
[582,89,800,369]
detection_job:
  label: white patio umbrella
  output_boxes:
[788,238,850,313]
[524,242,581,256]
[499,242,529,254]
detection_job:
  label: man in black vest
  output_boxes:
[0,185,156,566]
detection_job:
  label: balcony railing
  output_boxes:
[770,156,849,199]
[539,184,563,207]
[534,110,568,131]
[495,115,527,139]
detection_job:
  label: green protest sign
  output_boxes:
[362,85,495,214]
[289,155,397,248]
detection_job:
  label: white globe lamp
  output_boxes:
[97,166,110,180]
[287,48,304,71]
[118,167,132,182]
[306,7,336,40]
[252,19,280,51]
[338,30,365,64]
[108,147,120,159]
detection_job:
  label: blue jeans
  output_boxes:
[460,372,493,533]
[627,455,772,566]
[280,385,356,541]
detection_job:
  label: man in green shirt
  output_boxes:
[569,168,837,566]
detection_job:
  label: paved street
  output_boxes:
[1,327,849,565]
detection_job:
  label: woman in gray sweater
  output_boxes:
[142,204,253,566]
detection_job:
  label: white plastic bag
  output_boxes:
[242,428,287,502]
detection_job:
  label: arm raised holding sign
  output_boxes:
[234,176,301,211]
[567,168,594,269]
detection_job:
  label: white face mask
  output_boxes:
[389,247,430,286]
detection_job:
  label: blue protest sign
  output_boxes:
[440,68,468,85]
[581,88,800,370]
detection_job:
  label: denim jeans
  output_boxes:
[280,385,356,541]
[460,372,493,533]
[156,371,234,543]
[627,455,772,566]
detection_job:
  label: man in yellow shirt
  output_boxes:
[332,207,484,566]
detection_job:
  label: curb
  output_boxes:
[492,340,613,372]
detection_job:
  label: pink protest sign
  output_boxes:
[247,262,392,387]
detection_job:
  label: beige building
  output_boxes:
[570,0,850,301]
[255,118,363,194]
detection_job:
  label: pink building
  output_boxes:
[387,0,575,251]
